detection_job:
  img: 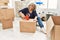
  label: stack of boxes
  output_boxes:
[0,0,15,29]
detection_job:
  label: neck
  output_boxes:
[28,8,33,11]
[28,8,32,13]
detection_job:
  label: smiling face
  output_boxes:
[28,3,36,11]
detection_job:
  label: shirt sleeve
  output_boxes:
[34,10,37,16]
[18,8,26,13]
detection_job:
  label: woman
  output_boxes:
[19,3,46,33]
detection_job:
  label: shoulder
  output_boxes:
[33,10,36,12]
[22,8,28,10]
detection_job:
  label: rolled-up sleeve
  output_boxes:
[19,8,25,13]
[34,11,37,16]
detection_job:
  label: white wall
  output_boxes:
[8,0,13,8]
[57,0,60,16]
[8,0,20,8]
[48,0,60,16]
[8,0,60,16]
[48,0,57,9]
[8,0,21,16]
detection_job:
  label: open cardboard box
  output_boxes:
[20,19,36,33]
[46,16,60,40]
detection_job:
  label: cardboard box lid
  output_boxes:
[46,16,54,34]
[52,16,60,25]
[20,19,36,22]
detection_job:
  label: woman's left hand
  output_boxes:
[33,19,37,22]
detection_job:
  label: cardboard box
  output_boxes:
[1,19,13,29]
[54,25,60,40]
[0,2,8,6]
[0,0,9,6]
[46,16,60,40]
[20,19,36,33]
[0,0,9,3]
[0,8,15,21]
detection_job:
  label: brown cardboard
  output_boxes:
[1,19,13,29]
[50,25,60,40]
[52,16,60,25]
[0,2,8,6]
[0,0,9,3]
[6,9,15,20]
[46,16,60,40]
[0,0,9,6]
[55,25,60,40]
[20,19,36,33]
[0,8,15,21]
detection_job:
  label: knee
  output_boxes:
[37,17,41,20]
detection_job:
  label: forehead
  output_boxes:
[29,4,35,6]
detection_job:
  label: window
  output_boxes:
[48,0,57,9]
[35,0,48,9]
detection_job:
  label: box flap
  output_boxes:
[20,19,36,22]
[52,16,60,25]
[46,16,54,34]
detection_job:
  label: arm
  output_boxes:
[18,8,27,19]
[34,16,37,20]
[33,11,38,21]
[33,16,37,21]
[19,12,25,19]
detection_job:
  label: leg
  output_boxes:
[37,17,44,28]
[37,17,46,34]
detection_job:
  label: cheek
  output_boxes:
[29,6,34,10]
[30,6,33,8]
[31,7,34,9]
